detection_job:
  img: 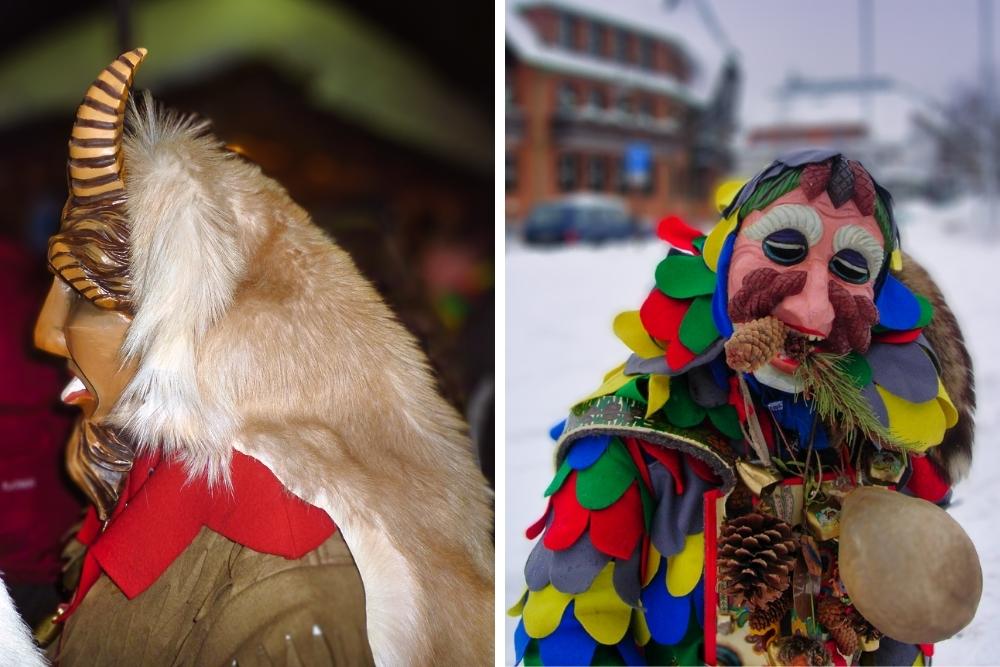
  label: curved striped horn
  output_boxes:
[68,48,147,206]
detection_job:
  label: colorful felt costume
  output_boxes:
[511,150,975,666]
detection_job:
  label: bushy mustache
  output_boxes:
[67,418,135,521]
[728,268,879,354]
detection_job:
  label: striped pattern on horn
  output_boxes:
[68,48,147,206]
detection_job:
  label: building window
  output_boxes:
[587,87,607,110]
[640,37,654,70]
[614,29,629,62]
[506,151,517,192]
[587,155,607,191]
[587,22,605,56]
[557,82,578,111]
[616,92,633,116]
[557,153,580,191]
[559,14,578,49]
[638,96,655,120]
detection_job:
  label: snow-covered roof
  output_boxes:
[506,0,728,106]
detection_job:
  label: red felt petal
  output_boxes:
[666,340,697,372]
[906,455,951,503]
[873,328,923,344]
[657,215,702,254]
[544,473,590,550]
[589,482,644,559]
[525,499,552,540]
[640,289,688,342]
[623,437,653,493]
[686,454,722,485]
[727,376,746,422]
[638,441,684,495]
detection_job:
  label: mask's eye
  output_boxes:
[762,228,808,266]
[829,248,870,284]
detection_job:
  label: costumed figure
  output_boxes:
[509,150,981,666]
[23,49,492,665]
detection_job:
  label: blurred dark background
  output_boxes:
[0,0,495,481]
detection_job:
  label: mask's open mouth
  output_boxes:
[725,317,827,376]
[61,373,93,406]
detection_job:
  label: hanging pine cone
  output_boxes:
[718,512,797,610]
[725,316,787,373]
[749,592,791,631]
[771,635,832,666]
[725,482,755,518]
[817,596,861,657]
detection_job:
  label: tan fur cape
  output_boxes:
[110,94,493,666]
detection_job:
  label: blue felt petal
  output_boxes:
[860,384,890,427]
[537,603,598,666]
[640,560,691,645]
[550,419,567,441]
[711,233,737,339]
[515,619,530,665]
[875,274,921,330]
[566,435,612,470]
[692,579,705,629]
[616,639,645,666]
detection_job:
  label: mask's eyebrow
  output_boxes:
[741,204,823,246]
[833,224,884,277]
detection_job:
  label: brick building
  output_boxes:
[505,0,738,227]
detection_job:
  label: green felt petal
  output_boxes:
[838,352,873,388]
[615,377,647,404]
[524,639,542,666]
[678,295,721,354]
[708,404,743,439]
[663,376,707,428]
[691,235,707,253]
[590,645,627,666]
[915,293,934,328]
[640,483,654,531]
[576,439,639,510]
[544,460,572,497]
[655,254,717,299]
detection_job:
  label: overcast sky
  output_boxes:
[708,0,1000,129]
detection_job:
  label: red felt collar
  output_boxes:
[64,450,335,617]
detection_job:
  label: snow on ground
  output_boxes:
[505,197,1000,665]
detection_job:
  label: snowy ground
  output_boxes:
[505,197,1000,665]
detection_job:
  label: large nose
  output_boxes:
[35,278,73,358]
[771,264,834,337]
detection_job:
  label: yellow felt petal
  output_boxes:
[581,363,632,402]
[714,179,746,213]
[644,544,662,587]
[573,563,632,644]
[937,379,958,428]
[876,386,946,452]
[631,608,652,646]
[703,214,737,272]
[522,585,573,638]
[507,588,528,617]
[646,375,671,418]
[891,248,904,271]
[614,310,664,358]
[666,532,705,597]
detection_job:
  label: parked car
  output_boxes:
[522,194,637,245]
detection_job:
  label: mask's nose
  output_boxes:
[771,265,834,337]
[35,278,73,358]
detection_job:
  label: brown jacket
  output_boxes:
[52,528,372,666]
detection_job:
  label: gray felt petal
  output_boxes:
[869,637,920,666]
[860,383,890,428]
[669,339,725,375]
[612,544,643,607]
[688,365,729,408]
[524,538,554,591]
[677,463,710,536]
[649,462,685,557]
[866,342,939,403]
[915,333,941,373]
[624,353,670,376]
[549,532,610,594]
